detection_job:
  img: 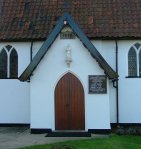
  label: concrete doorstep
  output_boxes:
[0,127,109,149]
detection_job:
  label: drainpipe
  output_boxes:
[115,40,119,125]
[30,40,33,62]
[112,40,119,125]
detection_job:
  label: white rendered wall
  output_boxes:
[32,41,43,58]
[0,42,30,123]
[20,40,141,124]
[93,40,141,123]
[30,36,111,130]
[92,41,116,70]
[92,41,117,123]
[118,40,141,123]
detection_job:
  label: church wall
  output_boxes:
[30,36,111,130]
[92,41,117,123]
[92,40,141,124]
[118,40,141,123]
[32,41,43,58]
[0,42,30,123]
[93,40,141,124]
[0,39,141,125]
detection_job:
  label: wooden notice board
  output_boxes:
[88,75,107,94]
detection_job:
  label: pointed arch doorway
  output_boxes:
[55,73,85,130]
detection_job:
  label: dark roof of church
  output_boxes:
[0,0,141,41]
[19,13,118,81]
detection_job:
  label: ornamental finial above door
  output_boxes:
[65,45,72,68]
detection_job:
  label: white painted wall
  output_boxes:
[118,40,141,123]
[92,40,116,70]
[30,39,141,124]
[0,80,30,123]
[30,36,111,130]
[92,40,117,123]
[1,39,140,126]
[32,41,43,58]
[0,42,30,123]
[92,40,141,123]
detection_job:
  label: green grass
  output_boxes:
[20,135,141,149]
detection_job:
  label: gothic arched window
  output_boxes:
[128,47,137,76]
[10,49,18,78]
[0,45,18,79]
[128,43,141,77]
[0,49,7,78]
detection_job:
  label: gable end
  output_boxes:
[19,13,118,81]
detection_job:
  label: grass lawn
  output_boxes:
[20,135,141,149]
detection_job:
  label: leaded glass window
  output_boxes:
[128,43,141,77]
[0,49,7,78]
[10,49,18,78]
[0,45,18,79]
[134,43,141,49]
[128,48,137,76]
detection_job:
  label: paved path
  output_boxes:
[0,127,108,149]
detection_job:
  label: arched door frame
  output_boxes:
[54,71,85,130]
[54,71,85,90]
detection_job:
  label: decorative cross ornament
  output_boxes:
[65,45,72,67]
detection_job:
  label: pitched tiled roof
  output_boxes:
[0,0,141,41]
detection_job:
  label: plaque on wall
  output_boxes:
[88,75,107,94]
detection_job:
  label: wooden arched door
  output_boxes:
[55,73,85,130]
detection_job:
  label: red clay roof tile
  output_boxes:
[0,0,141,41]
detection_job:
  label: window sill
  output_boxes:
[126,76,141,78]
